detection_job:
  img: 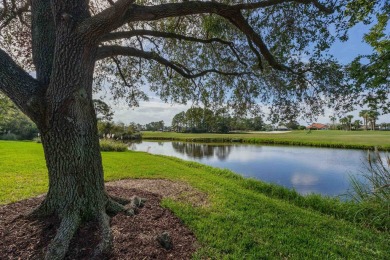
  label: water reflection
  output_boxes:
[171,142,232,160]
[129,141,369,197]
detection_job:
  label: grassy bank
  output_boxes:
[142,130,390,151]
[0,141,389,258]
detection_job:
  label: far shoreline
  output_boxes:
[141,130,390,151]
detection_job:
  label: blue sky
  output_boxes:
[328,23,373,64]
[106,22,390,126]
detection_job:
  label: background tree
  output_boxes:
[214,107,232,133]
[145,120,165,131]
[284,120,299,130]
[0,0,362,258]
[353,119,362,130]
[347,114,354,131]
[171,111,187,132]
[93,99,114,122]
[0,92,38,139]
[186,107,205,132]
[339,117,349,131]
[251,116,265,131]
[368,110,380,130]
[359,110,370,130]
[346,1,389,114]
[329,114,337,130]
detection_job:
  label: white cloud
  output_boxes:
[111,99,191,125]
[291,173,319,186]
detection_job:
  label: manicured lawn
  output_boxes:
[142,130,390,150]
[0,140,389,259]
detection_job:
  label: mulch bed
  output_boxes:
[0,186,198,259]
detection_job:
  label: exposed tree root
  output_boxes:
[25,195,147,259]
[44,211,81,260]
[109,195,131,205]
[26,199,53,219]
[94,212,112,258]
[106,195,146,216]
[106,198,127,215]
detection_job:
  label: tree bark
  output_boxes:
[24,3,116,258]
[0,2,149,258]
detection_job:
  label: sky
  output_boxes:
[99,22,390,126]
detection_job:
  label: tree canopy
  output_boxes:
[1,0,371,122]
[346,0,389,114]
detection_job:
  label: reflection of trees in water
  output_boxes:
[128,143,136,150]
[215,145,232,160]
[127,140,143,151]
[171,142,232,160]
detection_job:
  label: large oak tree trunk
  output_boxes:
[39,96,106,220]
[38,38,106,219]
[21,3,146,258]
[32,34,112,258]
[30,26,144,258]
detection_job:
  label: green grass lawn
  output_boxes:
[142,130,390,150]
[0,140,389,259]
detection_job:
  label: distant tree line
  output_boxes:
[94,101,142,140]
[94,100,168,137]
[330,109,389,131]
[144,121,165,131]
[171,107,303,133]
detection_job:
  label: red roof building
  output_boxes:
[306,123,328,130]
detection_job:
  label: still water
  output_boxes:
[129,141,369,197]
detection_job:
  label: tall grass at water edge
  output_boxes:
[99,139,128,152]
[348,149,390,229]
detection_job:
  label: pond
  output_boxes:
[129,141,370,197]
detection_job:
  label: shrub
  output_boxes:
[348,149,390,230]
[0,133,19,140]
[99,139,128,152]
[33,137,42,143]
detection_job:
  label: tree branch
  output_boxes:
[87,0,331,72]
[0,48,43,123]
[103,29,227,44]
[31,0,55,86]
[123,0,333,23]
[121,1,328,71]
[97,45,250,79]
[223,10,292,72]
[77,0,135,40]
[234,0,333,14]
[111,56,132,88]
[101,29,247,66]
[247,36,264,71]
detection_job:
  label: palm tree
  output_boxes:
[347,115,354,131]
[329,115,337,130]
[359,110,370,130]
[368,110,380,130]
[339,117,349,131]
[353,120,362,130]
